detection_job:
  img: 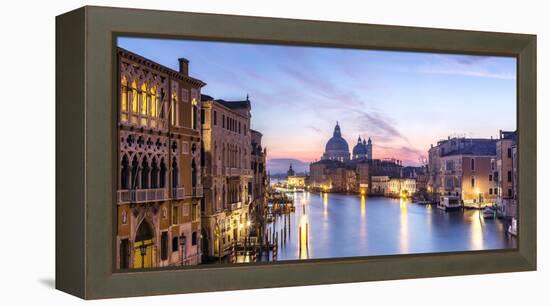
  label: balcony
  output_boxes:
[192,186,203,198]
[172,187,185,200]
[117,188,167,204]
[241,169,253,176]
[229,201,242,211]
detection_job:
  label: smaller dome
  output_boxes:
[353,142,367,156]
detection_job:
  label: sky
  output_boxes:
[118,37,516,170]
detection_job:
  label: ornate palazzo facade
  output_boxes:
[116,48,205,269]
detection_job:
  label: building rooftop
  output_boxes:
[201,94,251,110]
[440,139,496,157]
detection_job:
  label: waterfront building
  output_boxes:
[287,175,306,188]
[250,129,268,239]
[116,48,205,269]
[309,159,357,192]
[428,136,497,207]
[310,122,408,195]
[370,176,390,195]
[496,131,518,217]
[387,178,416,197]
[200,94,254,260]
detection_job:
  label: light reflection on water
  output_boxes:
[268,191,516,261]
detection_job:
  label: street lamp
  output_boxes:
[139,243,147,269]
[179,235,187,266]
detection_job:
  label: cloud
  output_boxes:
[419,67,515,80]
[375,144,427,166]
[419,54,516,80]
[306,125,323,134]
[353,110,407,143]
[278,64,364,109]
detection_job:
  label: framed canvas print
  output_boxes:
[56,6,537,299]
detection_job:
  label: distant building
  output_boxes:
[200,94,255,260]
[250,129,268,241]
[287,175,306,188]
[310,122,410,195]
[387,178,416,197]
[286,164,296,177]
[370,176,390,195]
[428,136,498,206]
[496,131,517,217]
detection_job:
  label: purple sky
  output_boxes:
[118,37,516,169]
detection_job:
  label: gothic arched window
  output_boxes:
[121,76,129,122]
[151,158,159,188]
[159,158,167,188]
[172,157,179,188]
[130,156,139,189]
[141,158,149,189]
[121,154,129,190]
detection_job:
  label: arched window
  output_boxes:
[130,80,139,124]
[159,158,167,188]
[141,158,149,189]
[172,157,179,188]
[191,98,198,130]
[151,158,159,188]
[150,86,158,128]
[121,155,129,189]
[140,82,148,126]
[200,141,205,168]
[121,76,128,122]
[171,93,178,126]
[191,159,197,188]
[121,209,128,224]
[130,156,139,189]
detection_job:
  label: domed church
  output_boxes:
[321,122,373,162]
[322,122,351,162]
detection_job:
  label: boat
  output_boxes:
[437,196,461,211]
[508,218,517,236]
[483,207,496,219]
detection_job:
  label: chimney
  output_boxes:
[178,58,189,75]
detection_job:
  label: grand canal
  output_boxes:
[267,191,516,261]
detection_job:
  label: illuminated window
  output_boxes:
[121,76,128,122]
[172,206,179,225]
[171,94,179,126]
[150,86,158,128]
[191,98,198,129]
[192,204,199,222]
[130,80,139,124]
[121,210,127,224]
[140,82,148,126]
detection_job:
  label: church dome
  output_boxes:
[326,136,349,152]
[325,122,349,153]
[352,137,367,156]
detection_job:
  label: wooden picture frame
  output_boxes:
[56,6,536,299]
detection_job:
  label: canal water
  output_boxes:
[267,191,516,261]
